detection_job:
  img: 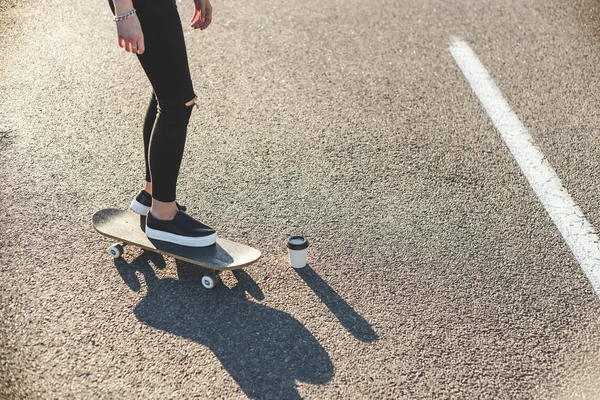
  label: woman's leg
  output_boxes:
[109,0,215,247]
[134,0,197,219]
[142,93,158,193]
[131,0,215,247]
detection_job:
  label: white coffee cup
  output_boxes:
[286,236,309,269]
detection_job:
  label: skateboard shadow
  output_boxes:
[114,253,333,400]
[294,265,378,343]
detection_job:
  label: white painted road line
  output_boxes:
[449,38,600,298]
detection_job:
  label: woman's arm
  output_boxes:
[191,0,212,30]
[113,0,145,54]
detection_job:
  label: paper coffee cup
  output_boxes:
[286,236,309,269]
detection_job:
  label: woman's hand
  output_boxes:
[112,0,144,54]
[191,0,212,30]
[117,15,145,54]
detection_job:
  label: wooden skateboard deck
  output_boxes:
[93,209,261,287]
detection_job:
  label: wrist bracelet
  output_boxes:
[114,8,137,22]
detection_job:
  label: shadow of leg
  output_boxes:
[133,263,333,399]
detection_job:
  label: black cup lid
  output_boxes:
[286,235,309,250]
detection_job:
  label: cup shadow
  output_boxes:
[114,253,333,400]
[294,264,378,343]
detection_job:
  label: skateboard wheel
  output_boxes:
[201,274,220,289]
[108,244,124,259]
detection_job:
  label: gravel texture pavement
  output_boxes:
[2,0,600,398]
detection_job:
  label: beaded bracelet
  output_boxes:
[114,8,137,22]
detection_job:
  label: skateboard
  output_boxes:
[92,208,261,289]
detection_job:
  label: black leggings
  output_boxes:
[110,0,195,202]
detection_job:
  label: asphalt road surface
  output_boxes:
[2,0,600,398]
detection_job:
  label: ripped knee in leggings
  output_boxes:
[185,95,199,109]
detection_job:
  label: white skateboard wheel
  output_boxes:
[108,244,124,259]
[201,274,220,289]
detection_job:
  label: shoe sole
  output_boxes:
[145,226,217,247]
[130,199,151,215]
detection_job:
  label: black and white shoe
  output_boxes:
[130,190,187,215]
[145,211,217,247]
